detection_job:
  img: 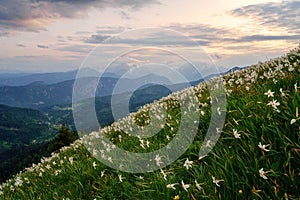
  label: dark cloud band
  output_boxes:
[0,0,160,34]
[37,44,49,49]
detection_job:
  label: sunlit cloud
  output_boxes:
[230,1,300,32]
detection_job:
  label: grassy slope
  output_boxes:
[1,46,300,199]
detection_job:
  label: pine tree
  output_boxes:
[51,124,78,150]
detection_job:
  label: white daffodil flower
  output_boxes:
[183,158,193,170]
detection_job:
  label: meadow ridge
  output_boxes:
[0,45,299,199]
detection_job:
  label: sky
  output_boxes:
[0,0,299,73]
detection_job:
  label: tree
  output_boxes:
[51,124,79,151]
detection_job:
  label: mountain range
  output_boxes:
[0,68,98,86]
[0,74,173,108]
[0,67,241,109]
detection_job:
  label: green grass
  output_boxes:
[1,45,300,199]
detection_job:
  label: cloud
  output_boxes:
[211,54,222,61]
[239,34,300,42]
[90,28,214,47]
[74,31,93,35]
[230,1,300,32]
[37,44,49,49]
[56,44,94,53]
[81,22,297,49]
[17,44,26,47]
[164,22,299,45]
[84,34,110,44]
[0,32,9,37]
[36,0,98,4]
[96,26,131,34]
[80,2,300,48]
[0,0,160,33]
[163,23,233,44]
[36,0,160,9]
[0,0,52,32]
[119,10,131,20]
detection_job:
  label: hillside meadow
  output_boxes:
[0,46,299,199]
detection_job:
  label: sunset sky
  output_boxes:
[0,0,299,73]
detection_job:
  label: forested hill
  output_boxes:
[0,104,58,182]
[0,104,56,148]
